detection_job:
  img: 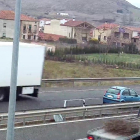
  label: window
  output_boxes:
[123,33,129,39]
[114,32,120,38]
[69,33,71,37]
[122,90,130,96]
[117,42,120,47]
[134,39,137,43]
[28,35,31,40]
[3,33,6,37]
[23,25,26,33]
[104,36,107,40]
[113,42,117,46]
[130,90,137,96]
[74,33,76,38]
[34,35,36,40]
[82,37,87,41]
[98,35,101,41]
[23,25,26,30]
[3,23,6,28]
[29,25,32,32]
[23,35,25,39]
[107,88,120,95]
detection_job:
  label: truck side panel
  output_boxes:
[0,44,45,87]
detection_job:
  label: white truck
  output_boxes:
[0,42,46,101]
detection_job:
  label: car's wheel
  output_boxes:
[0,89,6,101]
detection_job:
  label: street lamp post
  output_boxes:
[6,0,21,140]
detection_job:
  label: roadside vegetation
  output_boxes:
[43,60,140,87]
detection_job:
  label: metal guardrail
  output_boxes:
[42,77,140,87]
[42,77,140,83]
[0,102,140,128]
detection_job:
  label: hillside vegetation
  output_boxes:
[0,0,140,24]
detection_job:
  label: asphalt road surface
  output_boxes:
[0,118,110,140]
[1,85,140,113]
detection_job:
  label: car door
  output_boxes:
[129,89,139,102]
[122,89,131,102]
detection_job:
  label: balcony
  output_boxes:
[33,30,37,34]
[23,30,27,34]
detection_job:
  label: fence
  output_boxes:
[0,102,140,128]
[42,77,140,87]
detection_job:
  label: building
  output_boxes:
[110,26,140,49]
[57,13,69,16]
[44,19,94,43]
[39,18,50,32]
[0,10,39,41]
[93,23,119,43]
[39,18,50,27]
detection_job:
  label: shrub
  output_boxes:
[59,38,77,44]
[104,119,139,136]
[89,38,99,44]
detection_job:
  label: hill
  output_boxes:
[0,0,140,25]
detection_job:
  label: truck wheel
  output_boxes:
[0,89,6,101]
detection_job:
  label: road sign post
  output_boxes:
[6,0,21,140]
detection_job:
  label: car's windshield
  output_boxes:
[107,88,120,95]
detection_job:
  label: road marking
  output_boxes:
[76,138,88,140]
[0,114,136,131]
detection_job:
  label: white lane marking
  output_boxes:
[76,138,88,140]
[0,114,136,131]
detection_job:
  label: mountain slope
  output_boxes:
[0,0,140,25]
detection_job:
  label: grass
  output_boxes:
[42,60,140,87]
[43,60,140,79]
[77,53,140,64]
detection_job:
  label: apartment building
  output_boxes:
[0,10,39,41]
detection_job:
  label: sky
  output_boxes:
[126,0,140,8]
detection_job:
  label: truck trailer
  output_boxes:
[0,42,46,101]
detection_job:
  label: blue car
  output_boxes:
[103,86,140,104]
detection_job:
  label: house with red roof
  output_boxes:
[0,10,39,40]
[93,23,119,43]
[110,26,140,49]
[43,19,94,43]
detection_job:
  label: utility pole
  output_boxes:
[6,0,21,140]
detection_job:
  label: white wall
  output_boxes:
[44,19,73,38]
[0,19,15,38]
[132,31,138,37]
[39,20,51,27]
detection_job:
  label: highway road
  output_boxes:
[0,85,140,113]
[0,117,111,140]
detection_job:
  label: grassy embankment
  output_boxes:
[43,55,140,87]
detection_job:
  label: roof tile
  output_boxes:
[125,27,140,32]
[0,10,38,22]
[61,20,84,27]
[38,32,65,41]
[97,23,119,30]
